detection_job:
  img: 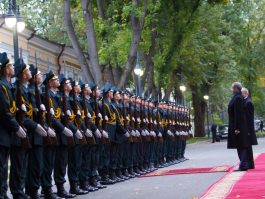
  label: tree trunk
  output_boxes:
[118,0,147,88]
[63,0,94,82]
[81,0,103,85]
[190,85,206,137]
[96,0,104,19]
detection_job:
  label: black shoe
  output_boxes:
[44,188,62,199]
[90,176,106,189]
[56,184,76,198]
[117,170,129,180]
[69,182,89,195]
[101,177,115,185]
[233,168,248,172]
[29,190,41,199]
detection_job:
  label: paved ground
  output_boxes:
[7,138,265,199]
[76,138,265,199]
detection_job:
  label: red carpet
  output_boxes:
[140,165,233,178]
[225,153,265,199]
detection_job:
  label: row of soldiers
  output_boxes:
[0,52,192,199]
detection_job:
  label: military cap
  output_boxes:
[14,58,30,77]
[0,52,12,69]
[89,81,97,91]
[112,87,120,95]
[101,82,113,94]
[29,64,41,77]
[43,70,58,85]
[58,74,70,86]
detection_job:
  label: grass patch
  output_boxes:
[187,136,210,144]
[256,131,265,137]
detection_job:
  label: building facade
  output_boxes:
[0,20,82,80]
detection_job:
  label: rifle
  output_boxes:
[72,88,87,145]
[122,90,133,143]
[101,96,111,144]
[60,86,75,146]
[44,79,58,145]
[15,49,31,149]
[94,93,109,144]
[82,92,96,145]
[34,53,52,145]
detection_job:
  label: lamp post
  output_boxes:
[134,51,144,96]
[203,95,210,138]
[4,0,26,60]
[179,84,186,105]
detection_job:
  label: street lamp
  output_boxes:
[3,0,26,60]
[179,85,186,92]
[203,95,210,138]
[203,95,209,100]
[134,52,144,95]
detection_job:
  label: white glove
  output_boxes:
[137,118,141,123]
[145,130,150,136]
[151,131,156,137]
[66,110,71,116]
[98,113,102,118]
[126,116,129,121]
[136,130,141,137]
[40,104,46,111]
[50,108,55,115]
[35,124,47,136]
[77,110,81,116]
[87,112,92,118]
[131,130,136,136]
[47,128,56,137]
[16,126,27,138]
[167,130,172,136]
[102,130,109,138]
[141,130,146,136]
[125,131,130,138]
[154,120,157,125]
[158,132,162,137]
[75,130,83,139]
[132,117,135,122]
[104,115,109,121]
[85,129,93,137]
[21,104,27,112]
[94,129,102,138]
[62,127,73,137]
[143,118,146,123]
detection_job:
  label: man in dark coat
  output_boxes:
[241,87,258,169]
[211,123,217,143]
[227,82,250,171]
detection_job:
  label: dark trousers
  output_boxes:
[41,146,56,189]
[237,147,249,170]
[26,146,43,192]
[10,146,28,197]
[247,146,254,168]
[79,145,92,182]
[68,145,82,183]
[0,146,9,199]
[54,145,68,185]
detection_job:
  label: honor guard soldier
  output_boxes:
[0,52,21,199]
[25,64,51,199]
[11,58,47,199]
[41,71,62,199]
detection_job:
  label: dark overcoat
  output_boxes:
[244,97,258,146]
[227,92,249,149]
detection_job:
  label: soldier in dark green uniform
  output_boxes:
[79,81,106,191]
[111,88,130,180]
[41,71,63,199]
[0,52,21,199]
[11,58,47,199]
[52,75,76,198]
[25,64,50,198]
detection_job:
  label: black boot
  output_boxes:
[91,176,107,189]
[43,188,62,199]
[56,184,76,198]
[128,168,137,177]
[101,173,115,185]
[116,169,129,180]
[69,182,89,195]
[80,180,97,192]
[29,190,40,199]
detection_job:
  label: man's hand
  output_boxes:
[235,130,240,135]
